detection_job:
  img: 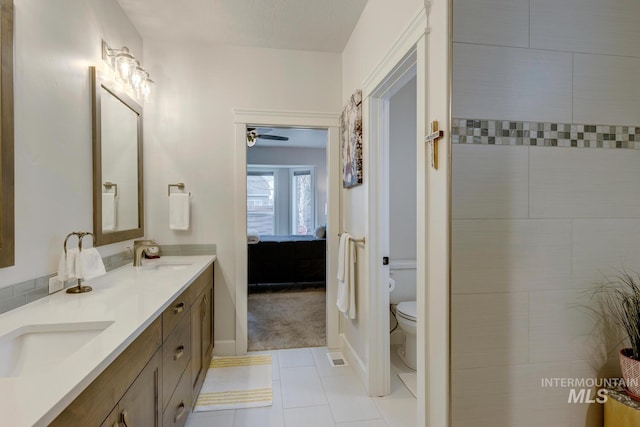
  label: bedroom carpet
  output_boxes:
[248,289,326,351]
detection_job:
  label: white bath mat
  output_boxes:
[194,354,273,411]
[398,372,417,398]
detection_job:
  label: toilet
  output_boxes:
[395,300,417,370]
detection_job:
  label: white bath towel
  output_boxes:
[57,248,79,282]
[169,193,190,230]
[102,193,116,231]
[337,233,356,319]
[247,229,260,244]
[77,248,106,280]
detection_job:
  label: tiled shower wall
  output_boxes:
[451,0,640,426]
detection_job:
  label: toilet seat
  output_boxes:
[396,301,416,322]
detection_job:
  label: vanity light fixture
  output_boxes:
[101,40,154,102]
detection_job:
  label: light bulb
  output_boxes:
[115,47,136,82]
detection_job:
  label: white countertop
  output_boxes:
[0,255,216,427]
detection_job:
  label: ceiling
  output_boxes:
[116,0,368,53]
[249,127,327,149]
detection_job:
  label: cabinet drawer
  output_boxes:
[163,287,194,340]
[163,310,192,410]
[163,363,192,427]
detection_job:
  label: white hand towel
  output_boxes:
[57,248,78,282]
[169,193,190,230]
[336,233,356,319]
[102,193,116,231]
[77,248,106,280]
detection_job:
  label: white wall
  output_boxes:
[247,145,328,233]
[451,0,640,425]
[142,42,341,351]
[340,0,424,372]
[0,0,142,289]
[389,76,417,262]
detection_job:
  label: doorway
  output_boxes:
[368,52,418,398]
[233,110,341,356]
[245,126,329,350]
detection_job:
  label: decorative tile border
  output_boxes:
[0,244,217,314]
[451,118,640,149]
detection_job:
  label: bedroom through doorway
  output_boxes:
[245,126,329,351]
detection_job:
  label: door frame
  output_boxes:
[233,109,342,355]
[367,51,418,398]
[362,3,451,426]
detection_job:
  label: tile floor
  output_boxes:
[186,346,417,427]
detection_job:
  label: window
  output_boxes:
[247,171,275,235]
[247,165,316,236]
[291,169,315,235]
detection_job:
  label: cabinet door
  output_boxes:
[191,292,204,394]
[118,349,162,427]
[100,406,120,427]
[203,284,213,359]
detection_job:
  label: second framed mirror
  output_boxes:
[90,66,144,246]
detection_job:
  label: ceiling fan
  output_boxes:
[246,127,289,147]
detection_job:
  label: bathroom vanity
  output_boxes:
[0,255,215,427]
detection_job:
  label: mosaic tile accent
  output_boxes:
[451,118,640,149]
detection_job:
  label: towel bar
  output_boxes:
[168,182,191,197]
[338,233,365,244]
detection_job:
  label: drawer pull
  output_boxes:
[174,345,185,360]
[174,402,186,423]
[173,302,185,314]
[112,423,119,427]
[121,409,130,427]
[204,295,208,306]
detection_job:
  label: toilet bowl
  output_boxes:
[395,301,417,370]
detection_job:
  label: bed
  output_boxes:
[248,235,326,288]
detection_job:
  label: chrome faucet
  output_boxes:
[133,239,159,266]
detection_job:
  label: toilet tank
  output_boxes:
[389,259,416,304]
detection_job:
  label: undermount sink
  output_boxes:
[139,262,192,272]
[0,321,114,378]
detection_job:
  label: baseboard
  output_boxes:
[213,340,236,356]
[341,333,368,390]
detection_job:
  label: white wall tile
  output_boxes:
[572,220,640,289]
[529,147,640,218]
[452,293,529,369]
[452,219,571,293]
[451,363,572,427]
[531,0,640,58]
[452,145,529,219]
[453,0,529,48]
[453,44,572,123]
[573,54,640,126]
[529,291,623,363]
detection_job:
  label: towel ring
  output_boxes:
[103,181,118,197]
[168,182,191,197]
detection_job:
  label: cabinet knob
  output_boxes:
[173,302,185,314]
[174,345,185,360]
[174,402,186,423]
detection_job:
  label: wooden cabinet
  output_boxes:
[51,262,215,427]
[191,273,214,403]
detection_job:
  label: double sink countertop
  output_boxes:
[0,255,216,427]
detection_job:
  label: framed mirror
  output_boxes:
[90,66,144,246]
[0,0,14,268]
